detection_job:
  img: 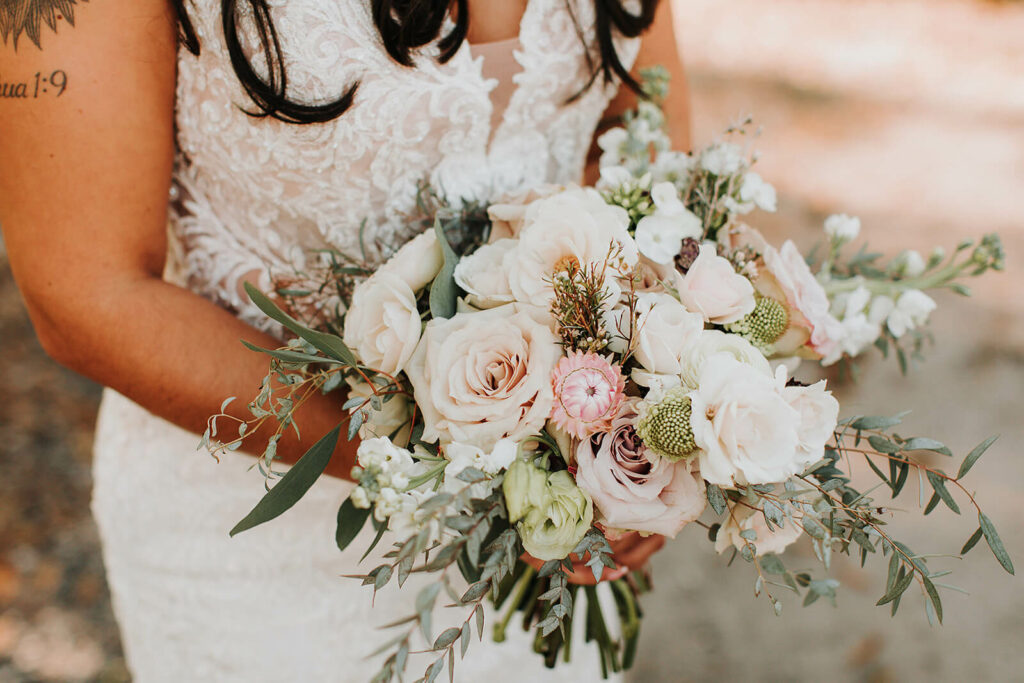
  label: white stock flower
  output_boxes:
[885,290,936,338]
[739,172,777,212]
[597,165,635,190]
[406,303,560,449]
[679,329,771,390]
[343,271,422,375]
[453,239,516,309]
[676,244,756,324]
[700,142,744,176]
[506,187,637,303]
[823,214,861,243]
[357,437,415,478]
[612,292,704,376]
[378,229,444,292]
[650,150,695,184]
[783,380,839,468]
[894,250,926,278]
[689,354,802,487]
[350,486,371,509]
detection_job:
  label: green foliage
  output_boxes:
[229,426,340,536]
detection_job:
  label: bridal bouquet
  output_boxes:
[206,69,1010,682]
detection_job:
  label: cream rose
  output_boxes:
[575,399,705,537]
[378,229,444,292]
[714,501,803,555]
[608,292,704,376]
[783,380,839,469]
[689,354,802,487]
[453,239,516,309]
[506,187,637,304]
[343,271,421,375]
[405,304,560,449]
[677,244,756,324]
[679,329,771,390]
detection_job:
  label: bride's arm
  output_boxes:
[585,0,692,183]
[0,0,357,478]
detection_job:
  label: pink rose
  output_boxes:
[574,399,706,537]
[676,244,756,324]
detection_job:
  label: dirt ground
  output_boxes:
[0,0,1021,681]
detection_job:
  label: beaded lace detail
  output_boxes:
[169,0,640,331]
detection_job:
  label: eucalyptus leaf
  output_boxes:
[429,219,460,319]
[241,340,336,366]
[926,471,960,514]
[230,426,340,536]
[335,497,370,551]
[850,413,908,431]
[902,437,952,456]
[957,435,999,480]
[707,484,727,515]
[979,512,1014,575]
[922,576,943,624]
[244,282,358,365]
[960,526,984,556]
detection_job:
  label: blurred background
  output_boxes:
[1,0,1021,680]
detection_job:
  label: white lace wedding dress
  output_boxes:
[91,1,639,680]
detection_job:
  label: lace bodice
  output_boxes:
[170,0,640,330]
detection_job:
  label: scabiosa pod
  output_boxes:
[549,351,626,439]
[635,385,699,462]
[723,295,790,353]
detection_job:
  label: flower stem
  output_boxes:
[493,564,537,643]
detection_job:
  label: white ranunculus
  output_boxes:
[378,229,444,292]
[506,187,637,303]
[739,172,777,213]
[823,214,861,243]
[454,239,516,309]
[678,329,771,390]
[700,142,744,176]
[343,271,422,375]
[886,290,936,338]
[689,354,802,487]
[714,501,803,556]
[783,380,839,469]
[405,304,560,449]
[676,244,756,324]
[610,292,704,376]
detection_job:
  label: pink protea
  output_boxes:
[550,351,627,439]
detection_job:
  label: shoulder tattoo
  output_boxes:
[1,0,87,51]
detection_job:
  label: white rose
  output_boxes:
[345,377,413,446]
[679,329,771,390]
[783,380,839,469]
[454,239,516,309]
[714,501,803,556]
[823,214,861,243]
[676,244,756,324]
[406,304,560,449]
[689,354,802,487]
[700,142,744,176]
[609,292,704,376]
[343,271,422,375]
[739,172,777,213]
[378,229,444,292]
[507,187,637,303]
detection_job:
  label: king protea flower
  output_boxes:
[550,351,626,439]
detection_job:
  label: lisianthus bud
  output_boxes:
[503,459,594,561]
[723,296,789,352]
[636,386,698,462]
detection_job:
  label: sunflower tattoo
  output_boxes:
[0,0,87,50]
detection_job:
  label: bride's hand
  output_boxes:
[521,532,665,586]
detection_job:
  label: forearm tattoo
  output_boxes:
[0,0,87,51]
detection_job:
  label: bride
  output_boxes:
[0,0,691,680]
